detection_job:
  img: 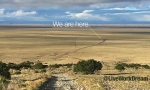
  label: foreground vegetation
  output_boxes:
[1,59,150,90]
[0,59,103,90]
[115,62,150,71]
[0,61,51,90]
[73,59,102,74]
[70,62,150,90]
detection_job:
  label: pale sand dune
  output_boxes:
[0,27,150,64]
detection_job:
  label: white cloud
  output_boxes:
[66,10,93,18]
[124,7,139,10]
[0,8,5,15]
[104,11,150,22]
[0,9,45,21]
[133,15,150,21]
[112,8,124,10]
[0,0,150,8]
[0,9,37,18]
[104,12,130,15]
[134,11,150,14]
[103,8,124,10]
[103,7,139,10]
[66,10,109,21]
[83,10,93,13]
[6,10,37,17]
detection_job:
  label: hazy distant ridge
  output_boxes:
[0,24,150,28]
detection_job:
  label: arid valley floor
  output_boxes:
[1,26,150,90]
[0,26,150,64]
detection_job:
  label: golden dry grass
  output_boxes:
[0,27,150,65]
[0,27,150,90]
[68,67,150,90]
[7,68,51,90]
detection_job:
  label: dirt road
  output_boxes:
[55,39,106,59]
[39,73,78,90]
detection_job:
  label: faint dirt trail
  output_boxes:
[39,73,78,90]
[54,39,106,59]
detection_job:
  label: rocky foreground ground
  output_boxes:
[39,73,79,90]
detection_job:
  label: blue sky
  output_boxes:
[0,0,150,24]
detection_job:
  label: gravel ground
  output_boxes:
[39,73,78,90]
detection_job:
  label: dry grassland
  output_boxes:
[0,27,150,90]
[0,27,150,65]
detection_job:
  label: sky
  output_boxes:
[0,0,150,24]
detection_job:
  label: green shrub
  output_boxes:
[40,69,46,73]
[49,64,62,68]
[14,71,21,74]
[0,76,9,90]
[121,63,129,67]
[18,61,33,69]
[64,63,73,68]
[127,63,141,69]
[43,65,48,68]
[7,61,34,70]
[115,63,125,71]
[34,70,39,73]
[116,62,150,70]
[33,61,44,69]
[73,59,102,74]
[7,63,20,70]
[0,61,11,79]
[49,63,74,68]
[142,65,150,69]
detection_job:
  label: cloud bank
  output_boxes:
[66,10,109,21]
[7,10,37,17]
[0,0,149,8]
[1,0,150,24]
[0,9,37,17]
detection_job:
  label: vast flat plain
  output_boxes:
[0,27,150,64]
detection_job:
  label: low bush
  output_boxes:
[18,61,33,69]
[41,69,46,73]
[0,76,9,90]
[115,63,125,71]
[7,63,20,70]
[127,63,141,69]
[14,71,21,75]
[73,59,102,74]
[0,61,11,79]
[64,63,74,68]
[115,62,150,70]
[43,65,48,68]
[34,70,39,73]
[141,65,150,69]
[49,64,62,68]
[7,61,34,70]
[33,61,44,69]
[49,63,74,68]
